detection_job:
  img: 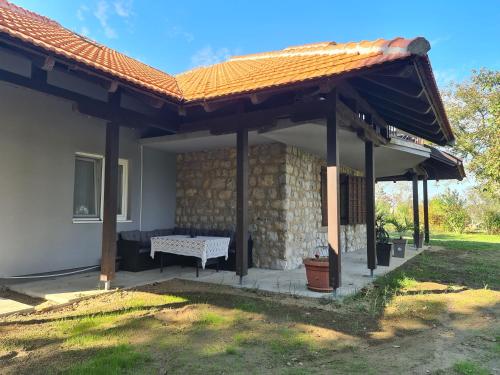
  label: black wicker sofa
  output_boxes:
[117,227,253,272]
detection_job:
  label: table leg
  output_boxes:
[160,253,164,273]
[196,259,199,278]
[216,257,220,273]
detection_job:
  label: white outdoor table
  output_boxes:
[150,235,230,276]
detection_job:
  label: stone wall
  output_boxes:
[283,146,367,269]
[175,142,367,270]
[175,143,288,268]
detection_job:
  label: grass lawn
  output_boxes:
[0,232,499,374]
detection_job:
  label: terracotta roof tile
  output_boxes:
[176,38,430,101]
[0,1,431,104]
[0,0,183,100]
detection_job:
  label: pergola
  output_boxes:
[0,1,461,291]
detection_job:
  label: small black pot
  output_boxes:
[392,238,407,258]
[376,242,392,266]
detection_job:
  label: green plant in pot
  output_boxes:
[375,212,392,266]
[387,216,412,258]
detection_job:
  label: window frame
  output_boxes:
[73,152,129,223]
[321,169,366,227]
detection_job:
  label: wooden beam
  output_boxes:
[365,141,376,272]
[327,90,341,290]
[412,173,420,249]
[376,106,438,127]
[363,75,425,98]
[235,128,249,282]
[423,177,430,245]
[336,100,388,145]
[0,66,177,132]
[180,99,330,135]
[338,82,390,130]
[104,80,119,93]
[250,92,273,105]
[350,78,432,114]
[100,122,120,288]
[378,113,443,138]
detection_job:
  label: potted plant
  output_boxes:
[303,246,332,293]
[376,212,392,266]
[387,216,412,258]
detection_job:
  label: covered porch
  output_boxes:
[5,244,424,315]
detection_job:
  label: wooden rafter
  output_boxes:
[350,78,432,114]
[0,65,177,132]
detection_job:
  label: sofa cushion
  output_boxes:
[140,231,154,247]
[120,230,141,242]
[153,228,173,237]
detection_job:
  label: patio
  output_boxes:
[2,246,424,316]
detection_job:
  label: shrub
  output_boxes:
[483,210,500,234]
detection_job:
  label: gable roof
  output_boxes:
[176,38,430,101]
[0,1,454,145]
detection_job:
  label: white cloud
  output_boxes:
[168,25,194,43]
[76,5,89,21]
[94,0,117,39]
[113,0,133,18]
[191,45,232,68]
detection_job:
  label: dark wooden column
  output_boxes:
[100,122,120,288]
[236,128,249,284]
[412,173,420,248]
[423,176,430,245]
[365,141,376,274]
[327,90,341,290]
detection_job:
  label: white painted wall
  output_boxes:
[0,81,176,277]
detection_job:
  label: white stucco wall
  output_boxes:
[0,81,176,277]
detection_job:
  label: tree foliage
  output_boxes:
[443,69,500,200]
[431,189,470,234]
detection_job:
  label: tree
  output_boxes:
[434,189,471,233]
[443,69,500,200]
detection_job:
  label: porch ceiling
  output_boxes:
[141,122,429,179]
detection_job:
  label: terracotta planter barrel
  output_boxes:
[303,258,332,293]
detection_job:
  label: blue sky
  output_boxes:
[13,0,500,197]
[15,0,500,83]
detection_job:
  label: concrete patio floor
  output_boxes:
[1,246,425,316]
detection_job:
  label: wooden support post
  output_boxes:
[236,128,249,284]
[327,90,341,290]
[100,122,120,288]
[365,141,376,274]
[412,173,420,249]
[423,177,430,245]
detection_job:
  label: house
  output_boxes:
[0,0,464,290]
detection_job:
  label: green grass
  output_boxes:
[387,231,500,289]
[390,231,500,251]
[453,361,490,375]
[2,232,499,375]
[429,232,500,251]
[62,345,150,375]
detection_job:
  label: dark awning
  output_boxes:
[376,147,465,182]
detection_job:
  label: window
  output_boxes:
[73,155,102,219]
[321,169,366,226]
[73,153,128,222]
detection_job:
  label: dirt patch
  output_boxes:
[0,246,499,374]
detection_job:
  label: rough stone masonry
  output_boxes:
[175,142,367,270]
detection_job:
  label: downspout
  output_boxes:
[139,144,144,231]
